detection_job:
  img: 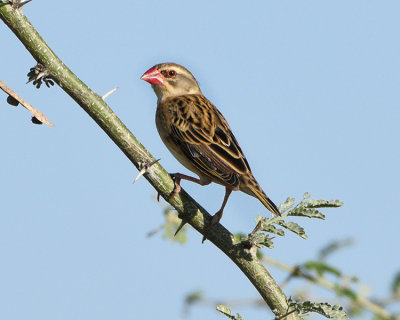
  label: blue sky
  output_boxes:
[1,1,399,319]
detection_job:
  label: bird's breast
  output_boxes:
[155,102,200,174]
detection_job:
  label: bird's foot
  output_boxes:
[155,173,183,202]
[167,173,182,201]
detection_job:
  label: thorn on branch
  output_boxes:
[11,0,32,9]
[27,63,54,89]
[133,158,161,183]
[102,87,119,100]
[174,219,187,237]
[0,80,54,126]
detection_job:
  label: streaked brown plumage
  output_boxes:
[141,63,280,227]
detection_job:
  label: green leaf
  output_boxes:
[279,197,296,213]
[391,271,400,297]
[255,214,263,224]
[252,233,274,249]
[303,261,342,277]
[303,192,311,200]
[372,315,390,320]
[216,305,244,320]
[318,238,354,260]
[184,290,203,305]
[233,233,247,242]
[302,199,344,208]
[289,207,326,219]
[333,285,358,301]
[278,221,307,239]
[297,301,348,320]
[261,224,285,236]
[162,208,187,244]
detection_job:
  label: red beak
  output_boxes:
[141,66,165,86]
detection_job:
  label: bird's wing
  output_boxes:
[163,94,251,188]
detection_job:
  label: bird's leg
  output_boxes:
[166,173,211,238]
[202,187,233,243]
[168,173,210,200]
[211,187,233,225]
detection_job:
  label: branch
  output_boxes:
[0,79,54,125]
[263,256,392,319]
[0,3,300,319]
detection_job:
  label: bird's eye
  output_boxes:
[161,69,177,79]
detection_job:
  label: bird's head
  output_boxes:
[141,63,201,101]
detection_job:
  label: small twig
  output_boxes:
[263,256,393,319]
[146,224,164,237]
[266,197,305,227]
[0,80,54,126]
[265,211,291,226]
[102,87,118,100]
[275,308,298,320]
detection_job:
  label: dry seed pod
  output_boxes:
[7,95,19,106]
[31,116,43,125]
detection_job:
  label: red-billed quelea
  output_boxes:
[141,63,280,229]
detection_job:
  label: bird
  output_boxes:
[141,62,280,230]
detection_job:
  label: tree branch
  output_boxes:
[0,3,300,319]
[0,79,54,125]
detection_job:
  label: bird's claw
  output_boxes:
[133,158,160,183]
[167,173,182,201]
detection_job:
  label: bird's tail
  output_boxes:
[240,174,281,216]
